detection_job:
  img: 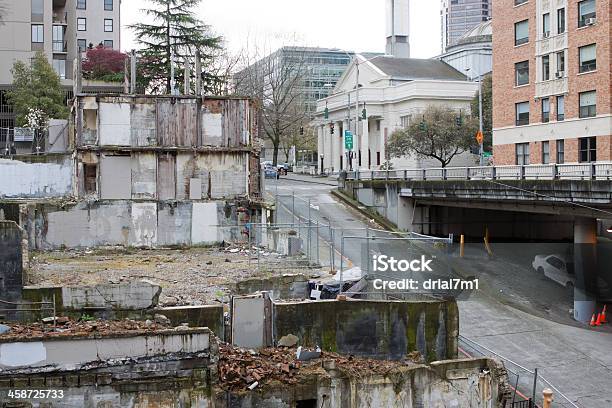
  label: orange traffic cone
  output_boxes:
[590,314,597,326]
[595,313,603,326]
[601,306,608,324]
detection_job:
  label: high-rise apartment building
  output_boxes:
[0,0,121,130]
[492,0,610,165]
[442,0,492,52]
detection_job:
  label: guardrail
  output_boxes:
[345,163,612,181]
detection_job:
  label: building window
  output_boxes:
[77,0,86,10]
[556,51,565,75]
[77,39,87,52]
[31,0,44,16]
[542,98,550,123]
[542,141,550,164]
[578,0,596,28]
[579,137,596,162]
[400,115,411,128]
[52,59,66,79]
[516,102,530,126]
[579,44,596,73]
[542,55,550,81]
[31,24,44,43]
[516,143,530,165]
[542,13,550,36]
[103,40,113,49]
[104,0,113,11]
[515,20,529,46]
[104,19,113,32]
[556,140,565,164]
[77,18,87,31]
[557,8,565,33]
[556,96,565,121]
[579,91,596,118]
[515,61,529,86]
[52,26,65,52]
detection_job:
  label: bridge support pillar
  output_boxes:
[573,217,597,323]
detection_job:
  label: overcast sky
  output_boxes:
[120,0,441,59]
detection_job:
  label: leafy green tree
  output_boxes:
[471,74,492,151]
[7,52,68,126]
[387,105,478,168]
[129,0,222,94]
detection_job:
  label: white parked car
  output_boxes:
[532,254,610,295]
[532,254,575,288]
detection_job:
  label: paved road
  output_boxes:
[267,174,612,408]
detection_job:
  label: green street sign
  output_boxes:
[344,130,353,150]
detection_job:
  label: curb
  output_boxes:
[283,175,338,187]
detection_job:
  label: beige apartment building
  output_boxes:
[492,0,611,165]
[0,0,121,129]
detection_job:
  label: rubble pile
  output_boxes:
[218,343,421,390]
[0,317,178,341]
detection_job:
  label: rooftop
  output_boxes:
[366,56,467,81]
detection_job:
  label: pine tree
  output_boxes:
[7,52,68,127]
[129,0,222,94]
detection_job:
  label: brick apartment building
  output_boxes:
[492,0,611,165]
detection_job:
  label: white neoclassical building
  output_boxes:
[313,55,480,173]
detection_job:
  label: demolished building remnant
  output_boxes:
[0,94,263,250]
[0,320,510,407]
[0,221,23,321]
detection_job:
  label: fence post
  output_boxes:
[366,226,370,276]
[442,168,447,180]
[532,368,538,406]
[552,164,558,180]
[590,163,596,180]
[403,169,407,180]
[491,166,497,180]
[520,165,525,180]
[542,389,554,408]
[422,168,426,180]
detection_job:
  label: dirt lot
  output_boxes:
[27,246,323,306]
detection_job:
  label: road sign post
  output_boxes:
[344,130,353,150]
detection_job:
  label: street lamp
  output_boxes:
[466,67,485,166]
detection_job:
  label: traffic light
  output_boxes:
[330,123,335,135]
[299,126,304,135]
[419,121,426,131]
[456,115,463,127]
[324,107,329,120]
[362,108,367,120]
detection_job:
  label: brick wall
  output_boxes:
[566,0,611,119]
[492,0,536,130]
[493,143,515,165]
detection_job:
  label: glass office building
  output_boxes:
[441,0,492,52]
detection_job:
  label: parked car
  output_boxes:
[276,164,288,175]
[532,254,610,295]
[264,167,279,179]
[533,254,575,289]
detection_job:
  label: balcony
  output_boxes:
[53,0,67,8]
[535,76,568,99]
[53,40,67,53]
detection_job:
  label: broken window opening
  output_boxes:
[84,164,98,194]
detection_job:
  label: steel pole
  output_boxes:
[355,62,360,170]
[478,76,484,166]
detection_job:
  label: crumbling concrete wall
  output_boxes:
[0,329,216,407]
[20,200,246,250]
[0,157,73,199]
[220,358,509,408]
[0,221,23,319]
[272,299,459,362]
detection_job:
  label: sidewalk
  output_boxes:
[282,173,338,186]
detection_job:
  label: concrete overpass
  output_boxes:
[340,163,612,323]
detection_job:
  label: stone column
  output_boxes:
[317,125,324,172]
[573,217,597,323]
[362,118,370,168]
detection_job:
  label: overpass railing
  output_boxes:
[346,163,612,181]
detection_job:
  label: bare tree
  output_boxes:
[387,105,478,168]
[234,45,309,166]
[205,48,245,96]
